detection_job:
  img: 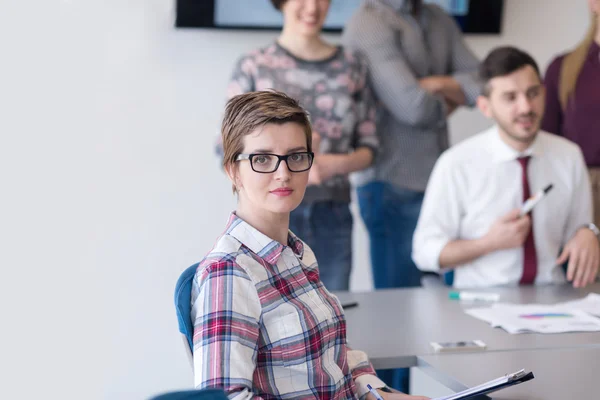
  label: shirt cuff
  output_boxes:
[414,235,450,272]
[354,374,387,399]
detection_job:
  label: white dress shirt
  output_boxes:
[412,126,592,288]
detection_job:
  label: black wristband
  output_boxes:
[379,386,393,393]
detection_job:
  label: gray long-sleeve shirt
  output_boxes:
[342,0,481,191]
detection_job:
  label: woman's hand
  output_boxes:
[365,388,430,400]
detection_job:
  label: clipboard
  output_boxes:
[432,369,535,400]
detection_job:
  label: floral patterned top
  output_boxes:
[226,42,379,203]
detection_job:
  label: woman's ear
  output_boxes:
[225,163,241,192]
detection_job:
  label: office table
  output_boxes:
[336,283,600,369]
[418,347,600,399]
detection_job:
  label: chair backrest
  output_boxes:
[174,263,200,361]
[149,389,228,400]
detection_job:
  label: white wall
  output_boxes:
[0,1,591,399]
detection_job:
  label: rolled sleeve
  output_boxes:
[412,152,463,271]
[413,229,452,272]
[346,347,386,398]
[354,374,387,398]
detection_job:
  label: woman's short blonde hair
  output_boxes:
[221,90,312,192]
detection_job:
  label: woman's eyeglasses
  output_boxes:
[236,152,314,173]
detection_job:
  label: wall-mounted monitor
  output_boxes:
[176,0,505,34]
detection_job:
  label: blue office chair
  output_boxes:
[149,389,228,400]
[174,263,201,366]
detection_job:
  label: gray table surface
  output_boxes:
[336,283,600,369]
[418,347,600,400]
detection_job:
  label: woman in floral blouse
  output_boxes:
[224,0,379,291]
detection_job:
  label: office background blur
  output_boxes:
[0,0,592,399]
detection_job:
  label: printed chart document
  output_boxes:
[558,293,600,317]
[465,299,600,334]
[432,369,534,400]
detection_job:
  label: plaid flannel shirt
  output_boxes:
[191,213,385,399]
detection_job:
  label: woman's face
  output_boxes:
[229,122,310,216]
[280,0,331,38]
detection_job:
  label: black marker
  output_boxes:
[520,184,553,216]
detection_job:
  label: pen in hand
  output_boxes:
[519,184,553,216]
[367,384,385,400]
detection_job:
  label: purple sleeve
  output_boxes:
[541,56,564,136]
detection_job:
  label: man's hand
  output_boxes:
[419,76,448,94]
[419,76,467,107]
[419,77,459,115]
[482,209,531,252]
[556,228,600,288]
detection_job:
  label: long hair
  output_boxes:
[559,15,598,110]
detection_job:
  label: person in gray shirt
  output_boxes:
[342,0,481,392]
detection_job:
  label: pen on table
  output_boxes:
[341,301,359,310]
[520,183,553,216]
[449,291,500,302]
[366,384,385,400]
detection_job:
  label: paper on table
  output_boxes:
[465,303,600,334]
[557,293,600,317]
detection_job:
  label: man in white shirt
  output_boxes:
[412,46,600,289]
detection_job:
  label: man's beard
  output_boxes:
[495,111,539,145]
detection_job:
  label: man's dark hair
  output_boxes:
[480,46,541,96]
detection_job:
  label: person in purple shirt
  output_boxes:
[542,0,600,227]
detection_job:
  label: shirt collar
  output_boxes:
[486,125,544,163]
[225,213,304,265]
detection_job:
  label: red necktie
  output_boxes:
[517,156,537,284]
